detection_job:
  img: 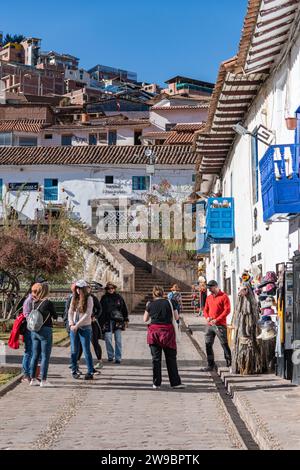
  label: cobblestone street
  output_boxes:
[0,317,242,450]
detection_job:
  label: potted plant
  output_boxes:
[285,117,297,130]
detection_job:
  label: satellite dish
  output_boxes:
[145,148,152,158]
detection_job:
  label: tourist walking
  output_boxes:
[144,285,185,389]
[68,280,94,380]
[100,282,129,364]
[29,282,57,387]
[21,288,33,383]
[167,284,183,317]
[88,285,104,370]
[201,280,232,372]
[64,283,83,373]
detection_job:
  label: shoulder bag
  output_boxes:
[168,299,181,344]
[27,299,50,332]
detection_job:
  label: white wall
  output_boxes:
[40,127,145,146]
[0,164,194,225]
[150,109,207,131]
[205,30,300,310]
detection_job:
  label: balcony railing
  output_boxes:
[259,144,300,222]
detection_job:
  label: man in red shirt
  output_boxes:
[201,280,232,372]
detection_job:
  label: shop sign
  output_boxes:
[8,182,39,191]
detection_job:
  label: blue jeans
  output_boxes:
[105,322,122,362]
[30,326,53,381]
[70,327,94,375]
[22,329,32,377]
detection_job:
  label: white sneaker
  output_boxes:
[94,361,104,369]
[172,384,186,389]
[30,379,40,387]
[40,380,54,388]
[153,384,161,389]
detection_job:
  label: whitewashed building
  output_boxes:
[0,145,196,235]
[195,0,300,308]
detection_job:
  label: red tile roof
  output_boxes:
[164,131,195,145]
[45,119,149,131]
[173,123,204,131]
[142,131,169,140]
[152,104,209,111]
[0,145,196,166]
[0,119,46,133]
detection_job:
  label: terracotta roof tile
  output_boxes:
[152,104,209,110]
[0,119,46,133]
[173,123,205,131]
[142,131,169,140]
[0,145,196,166]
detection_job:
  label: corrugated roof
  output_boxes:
[0,145,196,166]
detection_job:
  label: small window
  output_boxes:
[98,132,107,144]
[19,136,37,147]
[44,178,58,201]
[192,174,196,182]
[61,134,73,146]
[44,134,53,140]
[105,176,114,185]
[165,123,176,131]
[254,208,258,232]
[108,130,117,146]
[0,178,3,201]
[0,133,12,146]
[89,134,97,146]
[132,176,150,191]
[134,130,142,146]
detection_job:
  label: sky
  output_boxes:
[0,0,248,86]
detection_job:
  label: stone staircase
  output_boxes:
[119,249,194,316]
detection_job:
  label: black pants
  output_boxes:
[78,322,102,361]
[205,325,231,367]
[150,345,181,387]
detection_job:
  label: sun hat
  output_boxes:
[264,271,277,283]
[257,326,277,341]
[264,283,277,295]
[260,307,274,316]
[75,279,89,288]
[260,297,276,309]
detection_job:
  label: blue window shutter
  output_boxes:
[0,179,2,200]
[44,179,58,201]
[132,176,149,191]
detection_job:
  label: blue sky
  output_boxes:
[1,0,248,85]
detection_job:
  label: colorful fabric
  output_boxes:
[147,323,176,350]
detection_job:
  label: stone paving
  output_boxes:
[0,317,241,450]
[185,313,300,450]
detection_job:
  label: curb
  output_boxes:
[0,372,23,398]
[217,367,283,450]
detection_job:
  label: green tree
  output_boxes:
[3,34,25,45]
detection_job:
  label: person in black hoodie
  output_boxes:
[100,282,129,364]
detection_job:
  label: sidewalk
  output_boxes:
[0,317,242,450]
[185,313,300,450]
